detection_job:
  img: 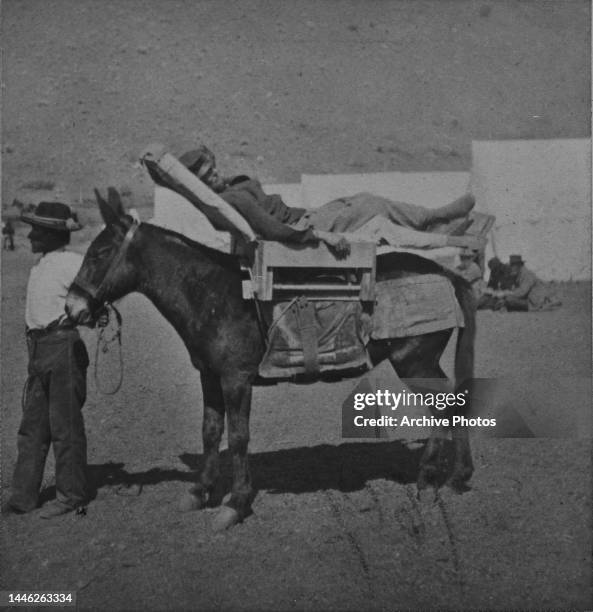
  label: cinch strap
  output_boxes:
[294,297,319,375]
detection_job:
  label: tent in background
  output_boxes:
[472,138,591,281]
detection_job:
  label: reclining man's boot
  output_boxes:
[430,193,476,224]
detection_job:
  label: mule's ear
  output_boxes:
[107,187,125,218]
[95,187,121,227]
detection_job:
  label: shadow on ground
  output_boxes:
[81,440,444,503]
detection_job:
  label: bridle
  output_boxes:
[74,218,140,304]
[73,218,140,395]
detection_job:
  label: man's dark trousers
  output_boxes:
[504,296,529,311]
[9,328,89,512]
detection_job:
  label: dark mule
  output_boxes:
[66,188,475,530]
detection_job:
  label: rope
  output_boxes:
[94,303,124,395]
[247,266,269,348]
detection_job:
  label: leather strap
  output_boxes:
[73,219,139,301]
[294,297,319,375]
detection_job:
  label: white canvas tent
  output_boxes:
[472,138,591,281]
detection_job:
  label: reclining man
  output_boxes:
[150,144,485,254]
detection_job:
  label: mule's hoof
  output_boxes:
[446,477,472,494]
[416,486,438,504]
[212,505,240,531]
[178,492,204,512]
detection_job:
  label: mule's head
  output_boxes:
[66,187,140,325]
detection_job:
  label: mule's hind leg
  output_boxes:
[179,370,225,512]
[447,381,474,491]
[415,373,474,492]
[386,331,453,490]
[212,374,254,531]
[447,426,473,492]
[413,374,452,491]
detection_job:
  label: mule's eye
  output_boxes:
[86,246,110,262]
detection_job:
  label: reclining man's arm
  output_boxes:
[221,190,319,245]
[310,230,351,257]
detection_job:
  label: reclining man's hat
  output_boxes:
[21,201,82,231]
[509,254,524,266]
[179,145,216,183]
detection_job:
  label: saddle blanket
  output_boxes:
[371,274,464,339]
[258,273,464,379]
[258,299,372,379]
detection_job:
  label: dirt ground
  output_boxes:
[1,1,592,611]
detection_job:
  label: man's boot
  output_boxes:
[431,193,475,223]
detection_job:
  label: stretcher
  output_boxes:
[141,145,493,303]
[142,145,377,302]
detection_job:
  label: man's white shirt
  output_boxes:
[25,249,83,330]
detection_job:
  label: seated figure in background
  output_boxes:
[498,255,562,312]
[478,256,515,310]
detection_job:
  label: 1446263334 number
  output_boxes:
[1,592,76,606]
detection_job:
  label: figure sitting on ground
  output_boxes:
[147,144,486,254]
[494,255,562,312]
[478,256,515,310]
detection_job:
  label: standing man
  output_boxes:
[456,249,486,301]
[3,219,15,250]
[7,202,90,518]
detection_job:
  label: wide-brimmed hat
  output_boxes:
[179,145,216,183]
[509,254,524,266]
[21,201,82,231]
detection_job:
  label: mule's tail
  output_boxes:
[452,276,476,389]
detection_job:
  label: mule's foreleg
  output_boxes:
[212,375,253,531]
[179,370,225,512]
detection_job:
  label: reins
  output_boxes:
[75,218,139,395]
[94,302,124,395]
